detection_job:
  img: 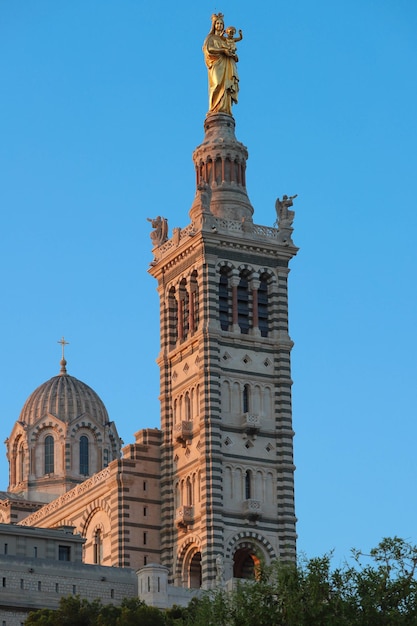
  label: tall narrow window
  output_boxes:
[18,445,25,482]
[245,470,252,500]
[237,273,250,334]
[258,274,269,337]
[219,269,230,331]
[94,529,102,564]
[80,436,89,476]
[186,477,193,505]
[179,279,189,341]
[103,448,109,468]
[243,384,250,414]
[185,392,191,421]
[168,286,178,348]
[44,436,54,474]
[190,271,199,333]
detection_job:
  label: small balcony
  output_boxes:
[242,413,261,438]
[175,420,193,446]
[243,499,262,521]
[176,506,193,528]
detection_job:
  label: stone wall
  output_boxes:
[0,557,137,626]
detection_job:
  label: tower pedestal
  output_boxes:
[190,113,254,222]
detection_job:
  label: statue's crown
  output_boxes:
[211,12,224,23]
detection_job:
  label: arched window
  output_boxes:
[185,392,191,421]
[93,529,103,565]
[186,477,193,505]
[80,436,89,476]
[44,436,54,474]
[168,287,178,348]
[237,273,250,334]
[190,271,199,334]
[258,274,269,337]
[243,384,250,414]
[219,268,230,331]
[245,470,252,500]
[189,551,202,588]
[18,444,25,483]
[179,279,189,341]
[195,385,200,418]
[233,547,260,580]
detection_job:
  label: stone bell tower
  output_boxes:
[148,14,297,590]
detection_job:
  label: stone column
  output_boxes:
[250,273,261,336]
[230,271,240,333]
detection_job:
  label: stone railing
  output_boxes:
[19,466,112,526]
[175,506,193,528]
[243,499,262,521]
[151,218,281,263]
[155,223,197,257]
[175,421,193,446]
[242,413,261,432]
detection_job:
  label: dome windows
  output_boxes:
[79,436,89,476]
[7,367,122,501]
[44,435,54,475]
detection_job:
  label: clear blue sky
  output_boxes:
[1,1,416,565]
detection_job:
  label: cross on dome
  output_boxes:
[57,336,69,374]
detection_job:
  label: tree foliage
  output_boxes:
[172,537,417,626]
[25,538,417,626]
[25,596,166,626]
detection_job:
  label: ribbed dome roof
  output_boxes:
[19,359,109,427]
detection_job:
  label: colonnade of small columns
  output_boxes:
[220,267,270,336]
[168,271,199,346]
[195,154,247,188]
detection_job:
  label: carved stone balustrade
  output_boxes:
[242,413,261,438]
[176,506,193,528]
[175,421,193,446]
[243,499,262,521]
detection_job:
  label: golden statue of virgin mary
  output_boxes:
[203,13,242,115]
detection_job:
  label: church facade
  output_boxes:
[0,13,298,615]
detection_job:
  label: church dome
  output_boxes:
[7,347,121,502]
[19,358,109,427]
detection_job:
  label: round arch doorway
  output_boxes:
[183,549,202,588]
[233,547,261,579]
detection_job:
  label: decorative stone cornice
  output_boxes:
[18,465,113,526]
